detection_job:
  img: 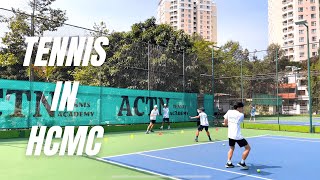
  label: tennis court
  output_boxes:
[1,128,320,180]
[101,134,320,180]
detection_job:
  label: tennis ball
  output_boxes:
[257,169,261,173]
[222,143,225,146]
[181,130,184,134]
[104,137,108,142]
[130,134,134,139]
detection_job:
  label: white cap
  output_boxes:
[164,104,167,106]
[154,105,158,108]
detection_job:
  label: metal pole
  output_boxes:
[306,24,313,133]
[276,49,280,129]
[212,47,215,120]
[183,50,185,92]
[28,0,36,128]
[148,42,150,90]
[241,58,243,102]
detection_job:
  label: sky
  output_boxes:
[0,0,268,52]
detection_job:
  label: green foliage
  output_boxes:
[0,0,67,81]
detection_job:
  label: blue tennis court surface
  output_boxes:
[101,135,320,180]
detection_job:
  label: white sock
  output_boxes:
[227,160,232,164]
[241,159,245,164]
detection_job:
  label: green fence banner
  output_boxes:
[0,79,208,129]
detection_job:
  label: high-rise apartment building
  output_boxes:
[157,0,217,42]
[268,0,320,62]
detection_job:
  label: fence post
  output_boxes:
[148,42,150,91]
[276,49,280,131]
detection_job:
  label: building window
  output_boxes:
[181,19,184,22]
[207,36,210,39]
[310,0,315,3]
[312,44,317,49]
[298,90,306,95]
[188,19,191,23]
[311,14,316,19]
[299,37,304,42]
[298,7,303,12]
[298,15,303,20]
[311,6,316,11]
[312,52,317,56]
[298,0,303,4]
[299,30,304,34]
[300,52,305,57]
[312,36,317,41]
[299,45,304,50]
[181,14,184,17]
[181,9,184,12]
[312,29,316,34]
[311,21,316,26]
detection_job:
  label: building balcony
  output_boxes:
[279,93,297,100]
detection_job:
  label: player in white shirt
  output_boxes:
[146,105,159,134]
[223,102,251,170]
[190,107,212,142]
[160,104,170,130]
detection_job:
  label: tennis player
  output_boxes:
[160,104,170,130]
[223,102,250,170]
[249,105,256,122]
[190,107,212,142]
[146,105,159,134]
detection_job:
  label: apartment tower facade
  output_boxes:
[268,0,320,62]
[157,0,217,42]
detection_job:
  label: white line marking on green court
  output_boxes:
[97,157,180,180]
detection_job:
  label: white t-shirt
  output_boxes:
[150,109,159,120]
[223,110,244,140]
[199,112,209,126]
[163,108,169,118]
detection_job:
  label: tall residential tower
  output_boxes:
[157,0,217,42]
[268,0,320,62]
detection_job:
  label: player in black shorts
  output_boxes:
[190,108,212,142]
[222,102,251,170]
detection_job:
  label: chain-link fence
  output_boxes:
[0,7,217,129]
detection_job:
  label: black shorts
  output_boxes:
[163,118,169,122]
[229,138,248,147]
[150,120,156,124]
[198,125,209,131]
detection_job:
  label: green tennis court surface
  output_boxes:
[1,128,320,180]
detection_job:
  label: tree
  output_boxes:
[0,0,67,81]
[74,18,198,92]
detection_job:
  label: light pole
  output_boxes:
[295,20,313,133]
[210,45,220,120]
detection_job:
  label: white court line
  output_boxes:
[138,153,272,180]
[102,134,269,159]
[96,157,180,180]
[260,136,320,143]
